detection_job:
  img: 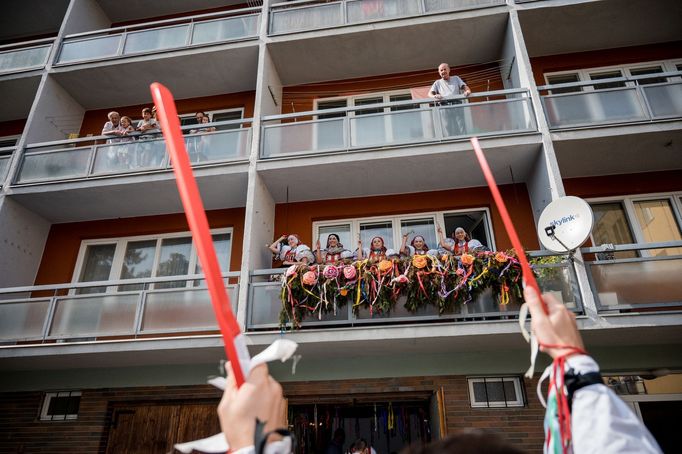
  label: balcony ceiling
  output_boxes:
[0,0,68,43]
[0,76,41,122]
[257,136,542,203]
[51,44,259,109]
[97,0,248,24]
[268,9,508,86]
[10,165,249,223]
[519,0,682,57]
[552,122,682,178]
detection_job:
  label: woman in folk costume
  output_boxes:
[356,236,397,261]
[315,233,352,265]
[400,233,439,257]
[268,234,314,265]
[437,225,484,256]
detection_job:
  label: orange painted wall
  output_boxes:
[273,185,538,252]
[281,63,505,115]
[33,208,245,286]
[110,3,252,28]
[563,170,682,199]
[530,41,682,85]
[0,119,26,138]
[78,91,255,137]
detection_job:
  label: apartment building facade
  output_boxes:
[0,0,680,452]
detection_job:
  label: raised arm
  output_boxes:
[400,233,410,256]
[268,235,286,255]
[315,239,323,264]
[436,224,452,251]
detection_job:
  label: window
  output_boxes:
[313,209,494,254]
[0,135,20,148]
[72,229,232,294]
[40,391,81,421]
[468,377,524,408]
[590,202,637,259]
[544,59,678,89]
[546,73,581,94]
[179,108,244,130]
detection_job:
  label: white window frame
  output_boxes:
[312,207,496,253]
[178,107,244,128]
[587,191,682,256]
[70,228,233,293]
[0,134,21,149]
[467,376,524,408]
[40,391,82,421]
[544,58,682,88]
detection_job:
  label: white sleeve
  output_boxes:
[278,245,290,261]
[569,355,662,454]
[429,80,439,94]
[468,239,484,249]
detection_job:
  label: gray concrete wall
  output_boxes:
[500,16,521,90]
[23,76,85,143]
[62,0,111,36]
[0,197,51,287]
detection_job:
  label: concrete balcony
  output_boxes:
[0,39,53,78]
[54,7,261,67]
[538,73,682,177]
[268,0,505,36]
[246,253,580,330]
[0,273,239,345]
[8,119,250,222]
[583,241,682,313]
[257,89,542,201]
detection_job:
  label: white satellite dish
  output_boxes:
[537,196,594,253]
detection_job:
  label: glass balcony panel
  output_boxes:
[439,98,534,138]
[589,258,682,308]
[186,129,249,163]
[262,118,346,157]
[425,0,502,13]
[58,35,122,63]
[141,286,238,332]
[642,82,682,119]
[542,88,648,128]
[346,0,420,23]
[192,15,259,44]
[0,155,10,182]
[0,45,51,73]
[123,25,189,55]
[91,139,167,175]
[48,294,138,338]
[17,147,91,183]
[249,284,286,327]
[0,300,51,341]
[350,109,435,147]
[270,3,342,34]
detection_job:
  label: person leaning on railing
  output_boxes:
[428,63,471,137]
[215,288,662,454]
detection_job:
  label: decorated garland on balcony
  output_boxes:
[279,250,531,328]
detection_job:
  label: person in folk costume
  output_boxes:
[268,234,314,266]
[356,236,397,261]
[400,233,439,257]
[315,233,352,265]
[437,225,485,256]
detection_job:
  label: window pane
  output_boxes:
[389,93,418,111]
[77,244,116,294]
[360,221,394,251]
[547,73,582,94]
[118,240,157,291]
[318,224,351,252]
[155,237,192,289]
[442,212,490,250]
[590,70,625,90]
[633,200,682,257]
[629,66,666,85]
[318,100,347,119]
[354,97,384,115]
[195,233,232,286]
[591,203,637,259]
[472,382,489,402]
[503,380,518,401]
[400,218,437,252]
[213,111,243,130]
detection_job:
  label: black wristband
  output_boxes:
[565,368,603,410]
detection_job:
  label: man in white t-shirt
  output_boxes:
[429,63,471,137]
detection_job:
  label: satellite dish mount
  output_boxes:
[537,196,594,258]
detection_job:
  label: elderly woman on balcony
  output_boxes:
[315,234,352,265]
[269,234,314,266]
[437,225,485,256]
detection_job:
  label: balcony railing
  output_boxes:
[13,119,251,185]
[0,273,239,344]
[261,89,536,158]
[0,148,14,185]
[55,7,261,65]
[269,0,505,35]
[246,254,580,330]
[0,38,53,75]
[583,241,682,312]
[539,72,682,129]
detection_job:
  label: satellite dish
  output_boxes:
[537,196,594,253]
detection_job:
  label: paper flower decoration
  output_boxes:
[322,265,339,279]
[412,255,427,269]
[302,271,318,286]
[461,253,475,265]
[343,265,356,280]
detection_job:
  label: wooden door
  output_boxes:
[106,403,219,454]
